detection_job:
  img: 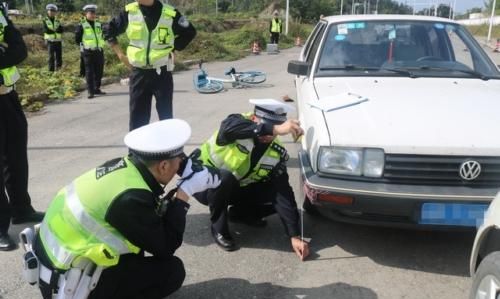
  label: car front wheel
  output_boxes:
[470,251,500,299]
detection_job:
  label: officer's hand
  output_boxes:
[291,237,310,261]
[273,119,304,140]
[118,53,133,70]
[177,159,221,197]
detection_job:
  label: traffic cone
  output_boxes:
[251,41,261,55]
[295,36,302,47]
[494,38,500,53]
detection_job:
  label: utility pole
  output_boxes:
[341,0,344,15]
[375,0,379,14]
[487,0,497,43]
[215,0,218,16]
[452,0,457,19]
[285,0,289,35]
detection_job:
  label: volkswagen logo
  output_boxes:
[459,161,481,181]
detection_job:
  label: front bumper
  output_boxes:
[299,150,498,228]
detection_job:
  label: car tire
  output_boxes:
[470,251,500,299]
[303,196,320,216]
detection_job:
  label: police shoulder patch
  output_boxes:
[96,158,127,179]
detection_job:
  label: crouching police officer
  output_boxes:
[194,99,310,260]
[0,3,45,251]
[43,4,64,72]
[75,4,106,99]
[33,119,221,299]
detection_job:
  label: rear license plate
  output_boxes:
[419,203,488,227]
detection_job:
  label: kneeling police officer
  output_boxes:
[33,119,220,299]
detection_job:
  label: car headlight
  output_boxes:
[318,147,385,177]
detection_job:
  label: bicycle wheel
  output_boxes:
[239,71,266,84]
[196,80,224,94]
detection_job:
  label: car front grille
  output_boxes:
[383,154,500,187]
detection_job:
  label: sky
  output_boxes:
[397,0,486,13]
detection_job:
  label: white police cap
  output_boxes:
[46,4,58,11]
[83,4,97,12]
[124,119,192,160]
[249,98,295,124]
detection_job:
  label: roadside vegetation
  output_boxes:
[14,15,312,112]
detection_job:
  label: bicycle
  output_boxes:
[193,62,266,94]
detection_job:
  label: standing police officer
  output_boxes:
[269,10,282,44]
[43,4,63,72]
[194,99,310,260]
[105,0,196,131]
[0,4,45,251]
[75,4,106,99]
[33,119,221,298]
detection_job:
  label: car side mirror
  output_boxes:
[288,60,311,76]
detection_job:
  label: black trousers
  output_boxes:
[270,32,280,44]
[194,170,288,235]
[47,41,62,72]
[0,91,32,233]
[129,66,173,131]
[82,49,104,95]
[39,254,185,299]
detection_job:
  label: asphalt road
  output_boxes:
[1,46,499,299]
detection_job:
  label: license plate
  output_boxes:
[419,203,489,227]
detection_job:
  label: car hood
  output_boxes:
[313,77,500,155]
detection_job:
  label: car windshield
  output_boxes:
[316,20,500,79]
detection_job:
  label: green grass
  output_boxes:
[465,24,500,40]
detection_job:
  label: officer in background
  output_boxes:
[33,119,221,299]
[194,99,310,260]
[0,3,44,251]
[75,4,106,99]
[43,4,63,72]
[105,0,196,131]
[269,10,282,44]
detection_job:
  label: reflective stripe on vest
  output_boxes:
[81,19,105,50]
[0,11,20,87]
[200,115,284,186]
[271,19,282,33]
[40,157,146,270]
[44,17,62,41]
[125,2,175,68]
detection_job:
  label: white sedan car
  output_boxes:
[288,15,500,228]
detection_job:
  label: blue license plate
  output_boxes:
[419,203,489,227]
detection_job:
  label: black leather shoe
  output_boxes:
[12,210,45,224]
[0,232,16,251]
[94,89,106,95]
[88,94,95,99]
[211,227,237,251]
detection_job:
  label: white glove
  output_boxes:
[177,159,221,197]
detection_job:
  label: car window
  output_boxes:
[316,20,500,79]
[306,23,326,65]
[302,22,323,60]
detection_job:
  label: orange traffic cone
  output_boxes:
[295,36,302,47]
[494,38,500,53]
[251,41,261,55]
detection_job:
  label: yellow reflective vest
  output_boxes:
[81,19,105,50]
[39,157,146,270]
[199,113,288,186]
[271,18,282,33]
[43,17,62,41]
[125,2,176,68]
[0,10,20,87]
